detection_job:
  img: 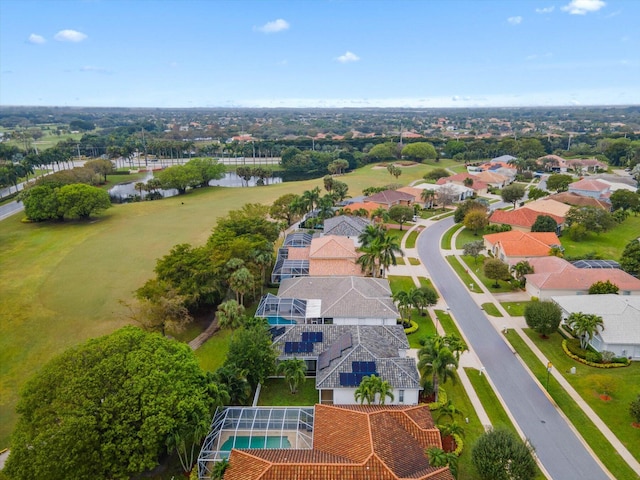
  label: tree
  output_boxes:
[463,209,489,235]
[401,142,437,161]
[186,157,225,187]
[367,142,396,161]
[224,324,278,391]
[565,206,616,235]
[471,428,536,480]
[531,215,557,232]
[463,240,485,264]
[588,280,619,294]
[235,165,253,187]
[630,395,640,424]
[426,447,458,478]
[4,327,225,480]
[420,188,437,208]
[438,184,458,211]
[84,158,115,183]
[484,258,510,288]
[511,260,533,281]
[21,184,62,221]
[454,198,487,223]
[212,364,251,405]
[524,301,562,338]
[620,239,640,277]
[130,288,193,336]
[354,374,393,405]
[377,231,403,277]
[527,186,547,200]
[57,183,112,219]
[417,335,459,403]
[500,184,526,209]
[229,267,254,306]
[277,358,307,394]
[546,173,573,192]
[566,312,605,349]
[301,186,321,213]
[393,290,412,326]
[412,285,438,316]
[388,204,414,230]
[424,168,450,181]
[216,299,246,329]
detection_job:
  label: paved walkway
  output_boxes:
[395,213,640,478]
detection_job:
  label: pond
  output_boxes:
[108,172,282,201]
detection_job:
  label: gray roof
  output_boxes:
[323,215,372,237]
[273,324,418,390]
[552,295,640,345]
[277,276,399,320]
[491,154,517,163]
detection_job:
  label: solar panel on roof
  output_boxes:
[339,372,350,386]
[284,342,293,354]
[316,332,323,342]
[301,332,309,342]
[301,342,313,353]
[352,361,361,373]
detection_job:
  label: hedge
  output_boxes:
[562,340,629,369]
[404,320,419,335]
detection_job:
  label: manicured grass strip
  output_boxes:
[441,223,463,249]
[386,228,406,242]
[501,301,529,316]
[257,378,318,406]
[506,333,638,480]
[405,231,419,248]
[481,303,502,317]
[407,310,437,348]
[408,257,421,266]
[523,330,640,464]
[460,255,514,293]
[433,210,455,221]
[446,256,483,293]
[418,277,434,289]
[388,275,416,294]
[194,328,234,373]
[395,257,406,265]
[434,309,463,339]
[464,367,516,434]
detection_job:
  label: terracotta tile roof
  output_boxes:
[436,173,489,191]
[475,171,508,184]
[524,199,571,218]
[568,178,610,192]
[287,247,310,260]
[397,186,427,203]
[548,192,610,210]
[484,231,560,257]
[309,259,363,276]
[527,264,640,292]
[224,404,453,480]
[489,207,564,229]
[365,189,415,205]
[341,202,381,216]
[310,236,358,259]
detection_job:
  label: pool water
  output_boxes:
[220,435,292,450]
[267,316,297,325]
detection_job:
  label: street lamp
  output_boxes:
[546,362,553,391]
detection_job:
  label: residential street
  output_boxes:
[417,217,611,480]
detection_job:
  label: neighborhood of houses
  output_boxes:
[197,153,639,479]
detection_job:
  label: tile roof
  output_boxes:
[489,207,565,229]
[278,276,400,320]
[365,189,415,205]
[526,264,640,292]
[397,186,427,203]
[223,404,453,480]
[484,231,560,257]
[524,199,571,218]
[310,236,358,259]
[568,178,610,192]
[323,215,371,237]
[548,192,611,210]
[341,202,381,215]
[436,173,489,191]
[474,171,508,184]
[287,247,310,260]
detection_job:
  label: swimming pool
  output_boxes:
[220,435,292,451]
[267,316,297,325]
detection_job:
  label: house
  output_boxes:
[436,172,489,195]
[488,208,565,233]
[397,186,433,208]
[365,189,415,208]
[473,170,510,189]
[272,324,420,405]
[258,276,400,325]
[524,256,640,299]
[209,404,453,480]
[552,295,640,360]
[491,154,517,164]
[323,215,372,238]
[340,201,381,217]
[538,154,568,172]
[566,158,607,174]
[483,231,561,265]
[416,182,475,204]
[568,178,611,200]
[547,191,611,211]
[524,198,572,220]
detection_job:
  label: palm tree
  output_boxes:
[135,182,145,198]
[354,376,376,405]
[566,312,605,350]
[358,224,386,247]
[211,458,229,480]
[316,195,335,221]
[216,299,246,329]
[377,378,395,405]
[437,421,465,440]
[426,447,458,478]
[436,399,465,422]
[393,290,412,326]
[228,267,254,306]
[420,188,436,209]
[250,250,273,296]
[371,206,389,224]
[408,287,427,317]
[301,186,321,213]
[356,244,380,277]
[511,260,533,281]
[377,233,403,278]
[418,335,459,403]
[277,358,307,394]
[212,364,252,405]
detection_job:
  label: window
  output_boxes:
[398,390,404,404]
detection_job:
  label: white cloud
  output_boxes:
[28,33,46,44]
[561,0,606,15]
[535,6,555,13]
[54,29,88,42]
[336,51,360,63]
[255,19,289,34]
[507,16,523,25]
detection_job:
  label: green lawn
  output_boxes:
[194,328,234,373]
[418,277,434,289]
[395,257,406,265]
[460,255,515,293]
[506,332,640,480]
[257,377,318,406]
[434,309,464,339]
[405,230,419,248]
[481,303,502,317]
[387,275,416,294]
[441,223,463,250]
[408,257,421,265]
[523,329,640,465]
[500,301,529,316]
[454,226,487,249]
[561,215,640,260]
[464,368,516,433]
[445,256,483,293]
[407,310,437,348]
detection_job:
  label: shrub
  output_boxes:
[472,428,536,480]
[585,351,602,363]
[600,351,615,363]
[404,320,419,334]
[630,395,640,424]
[562,340,630,368]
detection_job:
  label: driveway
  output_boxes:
[417,217,610,480]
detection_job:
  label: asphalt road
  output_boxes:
[0,200,23,221]
[417,217,610,480]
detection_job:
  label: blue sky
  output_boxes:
[1,0,638,108]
